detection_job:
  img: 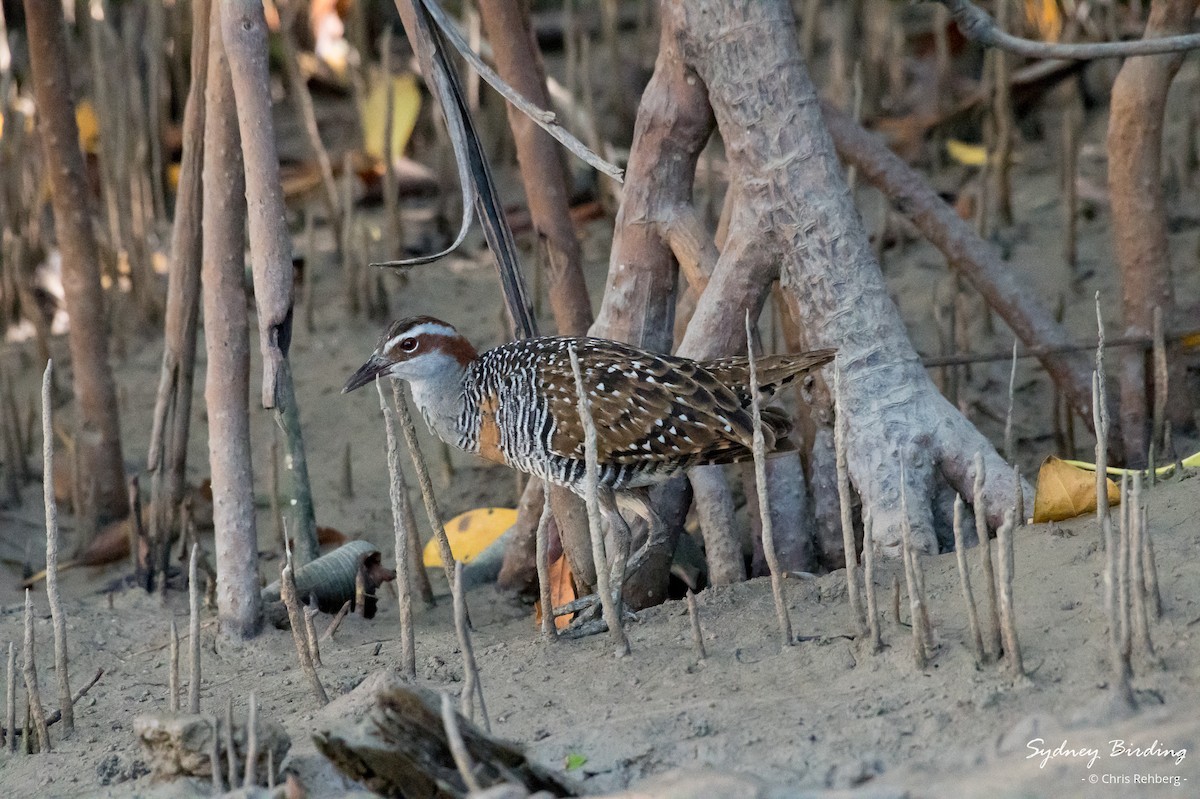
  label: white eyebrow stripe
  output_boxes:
[385,321,458,351]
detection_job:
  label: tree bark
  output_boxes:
[476,0,597,598]
[148,0,210,573]
[24,0,129,522]
[201,10,261,640]
[666,0,1023,553]
[476,0,593,337]
[1107,0,1198,464]
[222,0,320,564]
[821,105,1108,450]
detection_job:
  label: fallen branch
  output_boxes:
[937,0,1200,59]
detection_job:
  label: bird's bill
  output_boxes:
[342,354,390,393]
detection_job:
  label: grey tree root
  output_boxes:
[188,544,202,713]
[441,692,482,792]
[208,717,223,792]
[377,379,416,677]
[243,691,258,787]
[1094,294,1111,541]
[1105,481,1135,709]
[168,619,179,712]
[686,589,707,660]
[1141,500,1162,620]
[224,696,237,788]
[452,561,489,730]
[833,361,867,638]
[281,547,328,705]
[6,642,15,752]
[995,509,1024,678]
[746,315,792,651]
[952,497,985,664]
[22,590,50,751]
[535,489,557,642]
[861,508,882,652]
[973,453,1001,661]
[41,361,72,733]
[567,346,630,656]
[899,474,929,669]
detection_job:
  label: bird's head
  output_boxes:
[342,316,479,393]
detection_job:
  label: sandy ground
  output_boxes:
[1,50,1199,799]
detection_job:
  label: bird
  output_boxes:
[343,315,834,590]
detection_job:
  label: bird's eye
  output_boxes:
[399,337,419,352]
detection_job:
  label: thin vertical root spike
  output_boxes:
[973,452,1001,662]
[833,359,866,637]
[686,589,707,660]
[567,345,629,656]
[441,692,482,793]
[378,379,416,677]
[188,544,201,713]
[952,496,985,665]
[452,560,489,731]
[746,313,791,650]
[862,508,882,652]
[995,509,1024,678]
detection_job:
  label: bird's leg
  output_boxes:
[597,486,632,611]
[616,488,666,579]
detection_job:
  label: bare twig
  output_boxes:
[995,509,1024,678]
[746,314,792,650]
[22,590,50,751]
[973,453,1001,661]
[1151,306,1167,477]
[303,603,322,668]
[392,382,457,589]
[891,574,901,625]
[377,380,416,677]
[440,692,482,793]
[953,497,985,665]
[420,0,624,181]
[938,0,1200,58]
[452,560,489,730]
[281,545,328,705]
[188,544,201,713]
[320,601,352,642]
[833,360,866,637]
[535,488,556,642]
[567,345,630,656]
[686,589,707,660]
[919,330,1197,368]
[41,362,71,732]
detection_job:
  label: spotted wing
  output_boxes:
[702,349,836,407]
[533,337,770,465]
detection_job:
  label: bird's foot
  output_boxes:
[554,592,636,639]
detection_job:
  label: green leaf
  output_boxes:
[564,753,587,771]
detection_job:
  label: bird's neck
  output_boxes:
[406,360,470,448]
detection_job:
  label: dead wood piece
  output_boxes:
[135,712,289,782]
[314,682,573,799]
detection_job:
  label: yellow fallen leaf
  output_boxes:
[946,138,988,167]
[1033,455,1120,523]
[423,507,517,567]
[361,73,421,161]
